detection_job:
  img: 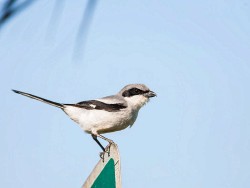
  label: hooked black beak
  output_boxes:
[145,90,157,98]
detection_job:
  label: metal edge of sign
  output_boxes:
[82,143,122,188]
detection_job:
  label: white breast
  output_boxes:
[63,106,136,134]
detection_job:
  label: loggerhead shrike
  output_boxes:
[12,84,156,152]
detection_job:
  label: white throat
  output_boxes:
[124,95,149,110]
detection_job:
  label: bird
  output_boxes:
[12,84,156,152]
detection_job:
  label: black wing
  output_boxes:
[65,100,127,112]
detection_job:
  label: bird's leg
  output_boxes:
[97,134,114,144]
[91,134,105,152]
[96,134,114,157]
[92,133,114,158]
[91,135,106,161]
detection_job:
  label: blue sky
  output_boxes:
[1,0,250,187]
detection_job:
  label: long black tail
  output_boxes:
[12,89,64,109]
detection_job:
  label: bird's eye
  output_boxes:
[132,88,141,95]
[133,88,139,93]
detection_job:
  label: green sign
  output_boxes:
[91,159,116,188]
[82,144,121,188]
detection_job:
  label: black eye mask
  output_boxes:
[122,88,149,97]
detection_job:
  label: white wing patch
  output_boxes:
[90,104,96,108]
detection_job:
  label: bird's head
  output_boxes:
[118,84,156,109]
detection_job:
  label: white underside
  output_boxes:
[63,95,148,135]
[64,106,137,134]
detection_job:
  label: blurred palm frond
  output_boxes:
[0,0,36,29]
[74,0,99,60]
[0,0,99,61]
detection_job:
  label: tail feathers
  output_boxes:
[12,89,64,109]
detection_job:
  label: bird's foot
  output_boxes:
[99,142,114,161]
[99,152,105,162]
[106,143,112,157]
[106,138,114,144]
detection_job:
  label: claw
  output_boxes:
[106,143,112,157]
[99,142,113,161]
[106,139,114,144]
[99,152,105,162]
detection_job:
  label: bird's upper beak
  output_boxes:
[145,90,157,98]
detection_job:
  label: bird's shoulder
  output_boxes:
[97,95,126,104]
